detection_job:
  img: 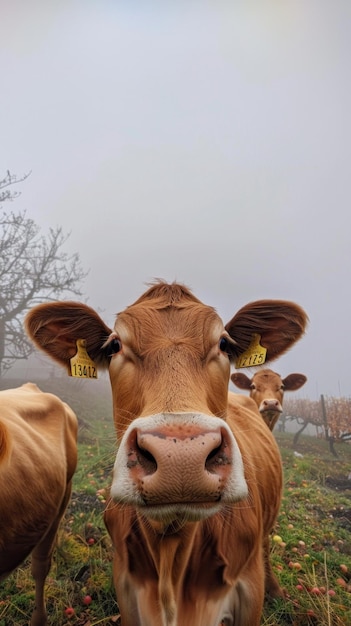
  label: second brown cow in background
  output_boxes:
[231,369,307,430]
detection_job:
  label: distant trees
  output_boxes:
[282,397,323,445]
[282,395,351,457]
[0,170,88,375]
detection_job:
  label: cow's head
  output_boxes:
[25,282,307,525]
[231,369,307,430]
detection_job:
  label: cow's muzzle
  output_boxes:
[110,413,248,522]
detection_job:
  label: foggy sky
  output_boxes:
[1,1,351,399]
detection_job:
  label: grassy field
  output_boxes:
[1,378,350,625]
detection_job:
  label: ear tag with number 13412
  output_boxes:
[235,334,267,369]
[70,339,98,379]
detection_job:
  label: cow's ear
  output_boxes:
[225,300,308,362]
[282,373,307,391]
[25,302,113,370]
[231,372,252,390]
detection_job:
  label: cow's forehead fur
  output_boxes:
[252,369,280,383]
[127,281,204,308]
[251,369,283,390]
[114,282,223,358]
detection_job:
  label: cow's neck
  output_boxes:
[135,513,198,579]
[125,512,236,624]
[125,515,199,624]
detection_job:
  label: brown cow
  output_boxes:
[231,369,307,430]
[0,383,78,626]
[25,282,307,626]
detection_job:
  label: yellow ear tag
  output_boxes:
[70,339,98,379]
[235,334,267,369]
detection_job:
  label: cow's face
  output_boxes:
[103,291,245,525]
[249,371,285,427]
[25,282,307,525]
[105,301,235,434]
[231,369,307,429]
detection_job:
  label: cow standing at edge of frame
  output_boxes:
[0,383,78,626]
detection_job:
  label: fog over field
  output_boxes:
[1,1,350,399]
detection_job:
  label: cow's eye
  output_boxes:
[219,337,231,354]
[108,337,122,356]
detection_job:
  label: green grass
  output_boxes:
[261,433,351,626]
[1,382,351,625]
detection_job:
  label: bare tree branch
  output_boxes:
[0,171,88,374]
[0,170,31,204]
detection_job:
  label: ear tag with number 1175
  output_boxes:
[70,339,98,379]
[235,334,267,369]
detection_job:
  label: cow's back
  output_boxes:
[227,391,282,531]
[0,383,78,575]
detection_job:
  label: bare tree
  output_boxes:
[0,171,88,374]
[281,397,323,447]
[282,394,351,457]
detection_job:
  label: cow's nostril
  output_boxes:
[205,444,222,463]
[126,429,158,475]
[137,445,157,475]
[205,431,230,473]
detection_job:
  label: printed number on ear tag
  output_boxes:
[235,334,267,369]
[70,339,98,379]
